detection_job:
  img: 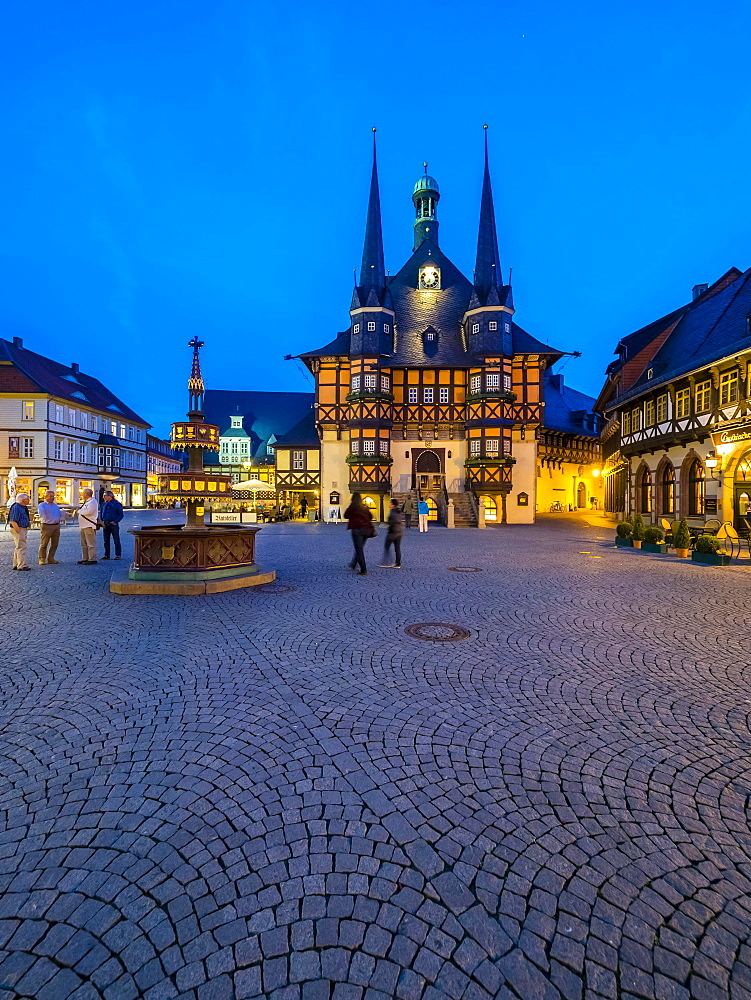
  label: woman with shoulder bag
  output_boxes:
[344,493,374,576]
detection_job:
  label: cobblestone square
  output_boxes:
[1,512,750,1000]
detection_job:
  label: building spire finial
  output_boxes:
[187,337,205,418]
[474,125,503,301]
[358,129,386,298]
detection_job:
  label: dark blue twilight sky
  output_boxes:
[1,1,750,436]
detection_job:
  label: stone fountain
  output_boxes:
[110,339,276,595]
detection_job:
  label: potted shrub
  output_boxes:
[615,521,633,547]
[643,526,667,554]
[631,512,646,549]
[692,533,731,566]
[673,519,692,558]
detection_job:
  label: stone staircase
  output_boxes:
[449,491,478,527]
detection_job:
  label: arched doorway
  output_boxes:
[734,451,751,531]
[414,449,443,490]
[576,482,586,509]
[479,496,498,521]
[636,464,652,515]
[687,458,704,516]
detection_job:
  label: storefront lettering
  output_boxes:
[713,425,751,445]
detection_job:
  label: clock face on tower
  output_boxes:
[419,265,441,290]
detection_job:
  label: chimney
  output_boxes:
[71,362,79,373]
[12,336,23,348]
[692,283,709,300]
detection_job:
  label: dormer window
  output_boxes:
[647,368,653,379]
[426,332,435,341]
[488,321,497,331]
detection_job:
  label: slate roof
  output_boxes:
[611,266,751,408]
[203,390,315,464]
[543,372,600,438]
[0,337,149,425]
[272,410,319,448]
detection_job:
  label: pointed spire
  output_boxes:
[358,128,385,299]
[474,125,502,303]
[187,336,205,418]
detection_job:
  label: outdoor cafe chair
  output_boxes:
[722,523,751,560]
[703,519,722,535]
[660,518,673,544]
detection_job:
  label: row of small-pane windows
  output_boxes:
[470,321,511,334]
[628,373,740,432]
[720,370,739,405]
[293,451,304,469]
[352,322,391,335]
[407,387,452,403]
[380,440,388,455]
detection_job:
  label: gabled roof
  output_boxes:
[272,410,319,448]
[543,371,600,438]
[0,337,149,425]
[511,323,564,360]
[612,266,751,408]
[203,390,315,461]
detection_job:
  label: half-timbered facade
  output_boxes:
[597,267,751,528]
[298,131,573,524]
[272,411,321,497]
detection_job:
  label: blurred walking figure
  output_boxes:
[75,488,99,565]
[418,498,430,532]
[8,492,31,570]
[403,494,416,529]
[379,499,405,568]
[344,492,373,576]
[38,490,66,564]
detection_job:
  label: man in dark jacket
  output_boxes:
[379,499,405,568]
[100,491,124,560]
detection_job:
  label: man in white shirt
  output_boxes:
[75,488,99,565]
[37,490,67,565]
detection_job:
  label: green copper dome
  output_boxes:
[413,173,439,194]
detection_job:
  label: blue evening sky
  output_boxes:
[1,1,750,436]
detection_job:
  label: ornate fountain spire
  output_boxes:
[187,337,206,418]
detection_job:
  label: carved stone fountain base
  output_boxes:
[109,524,276,596]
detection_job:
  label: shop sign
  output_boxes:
[212,512,241,523]
[712,422,751,446]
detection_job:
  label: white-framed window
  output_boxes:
[367,321,376,332]
[675,388,690,419]
[351,439,360,454]
[439,387,449,403]
[695,380,711,412]
[80,443,87,463]
[22,401,34,421]
[54,439,62,460]
[423,387,434,403]
[472,323,480,334]
[55,404,63,423]
[503,374,512,392]
[22,437,33,459]
[363,439,375,454]
[380,375,390,392]
[267,443,275,456]
[656,394,668,423]
[470,439,481,456]
[487,374,500,388]
[67,441,75,462]
[504,322,511,332]
[720,370,739,406]
[110,421,117,436]
[353,323,360,334]
[503,438,512,456]
[488,321,497,331]
[426,331,435,341]
[486,438,500,456]
[384,323,390,334]
[120,423,126,438]
[351,375,361,390]
[293,450,304,470]
[379,439,389,455]
[408,387,418,404]
[364,374,377,389]
[470,374,481,392]
[80,412,88,431]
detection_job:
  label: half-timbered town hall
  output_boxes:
[297,131,602,523]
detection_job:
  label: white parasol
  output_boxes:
[231,478,270,512]
[6,466,18,505]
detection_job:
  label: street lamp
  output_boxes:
[705,450,721,481]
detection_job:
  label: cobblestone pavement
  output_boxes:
[1,511,751,1000]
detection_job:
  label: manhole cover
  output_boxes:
[257,583,296,594]
[448,566,483,573]
[404,623,471,642]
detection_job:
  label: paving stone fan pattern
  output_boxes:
[1,513,751,1000]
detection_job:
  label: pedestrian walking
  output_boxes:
[37,490,67,564]
[75,488,99,565]
[99,490,124,560]
[344,492,374,576]
[379,499,405,568]
[8,492,31,570]
[418,498,430,532]
[403,494,416,529]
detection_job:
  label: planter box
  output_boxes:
[614,536,633,547]
[691,551,731,566]
[642,542,667,554]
